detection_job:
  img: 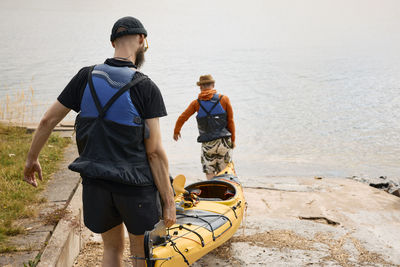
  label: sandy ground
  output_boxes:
[73,177,400,267]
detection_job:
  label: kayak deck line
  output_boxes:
[143,162,246,266]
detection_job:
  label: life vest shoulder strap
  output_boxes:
[197,94,223,116]
[87,65,148,117]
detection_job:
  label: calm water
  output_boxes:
[1,0,399,185]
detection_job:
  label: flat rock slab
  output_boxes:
[74,177,400,266]
[0,120,75,134]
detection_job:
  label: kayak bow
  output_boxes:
[143,163,245,266]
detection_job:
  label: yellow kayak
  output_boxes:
[142,163,245,266]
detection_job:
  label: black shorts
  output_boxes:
[82,181,160,235]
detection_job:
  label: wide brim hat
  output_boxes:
[196,74,215,86]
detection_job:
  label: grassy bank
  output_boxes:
[0,123,70,252]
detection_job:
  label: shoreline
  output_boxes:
[1,122,399,266]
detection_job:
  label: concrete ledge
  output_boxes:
[0,119,75,134]
[37,184,90,267]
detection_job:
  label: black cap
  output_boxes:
[110,16,147,42]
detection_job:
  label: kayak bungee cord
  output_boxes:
[141,207,236,264]
[170,240,190,265]
[154,205,234,249]
[175,235,204,246]
[175,213,233,241]
[176,214,216,241]
[230,200,242,219]
[145,237,191,267]
[168,224,205,247]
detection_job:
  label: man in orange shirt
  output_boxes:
[173,75,235,180]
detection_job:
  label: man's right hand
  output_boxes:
[163,204,176,228]
[23,159,43,187]
[173,133,181,141]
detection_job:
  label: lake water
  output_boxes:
[1,0,399,185]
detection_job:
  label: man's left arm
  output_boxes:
[223,96,236,147]
[23,101,71,187]
[144,118,176,227]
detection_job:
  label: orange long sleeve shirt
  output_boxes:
[173,89,236,143]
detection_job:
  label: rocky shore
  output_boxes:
[349,175,400,198]
[74,176,400,266]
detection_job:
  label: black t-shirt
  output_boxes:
[58,58,167,193]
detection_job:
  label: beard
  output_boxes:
[135,46,145,68]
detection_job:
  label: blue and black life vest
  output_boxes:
[196,94,231,143]
[68,64,154,186]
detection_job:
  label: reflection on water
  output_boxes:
[1,0,399,184]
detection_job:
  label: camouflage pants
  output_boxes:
[201,137,233,174]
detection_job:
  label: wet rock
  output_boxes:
[348,176,400,198]
[391,189,400,197]
[369,182,390,189]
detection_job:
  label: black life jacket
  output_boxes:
[196,94,231,143]
[68,64,154,186]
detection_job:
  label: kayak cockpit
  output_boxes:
[185,179,236,201]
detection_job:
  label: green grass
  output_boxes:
[0,123,70,251]
[23,252,41,267]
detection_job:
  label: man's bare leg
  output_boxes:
[206,173,214,180]
[102,224,125,267]
[129,234,146,267]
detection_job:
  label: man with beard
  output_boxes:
[23,16,175,267]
